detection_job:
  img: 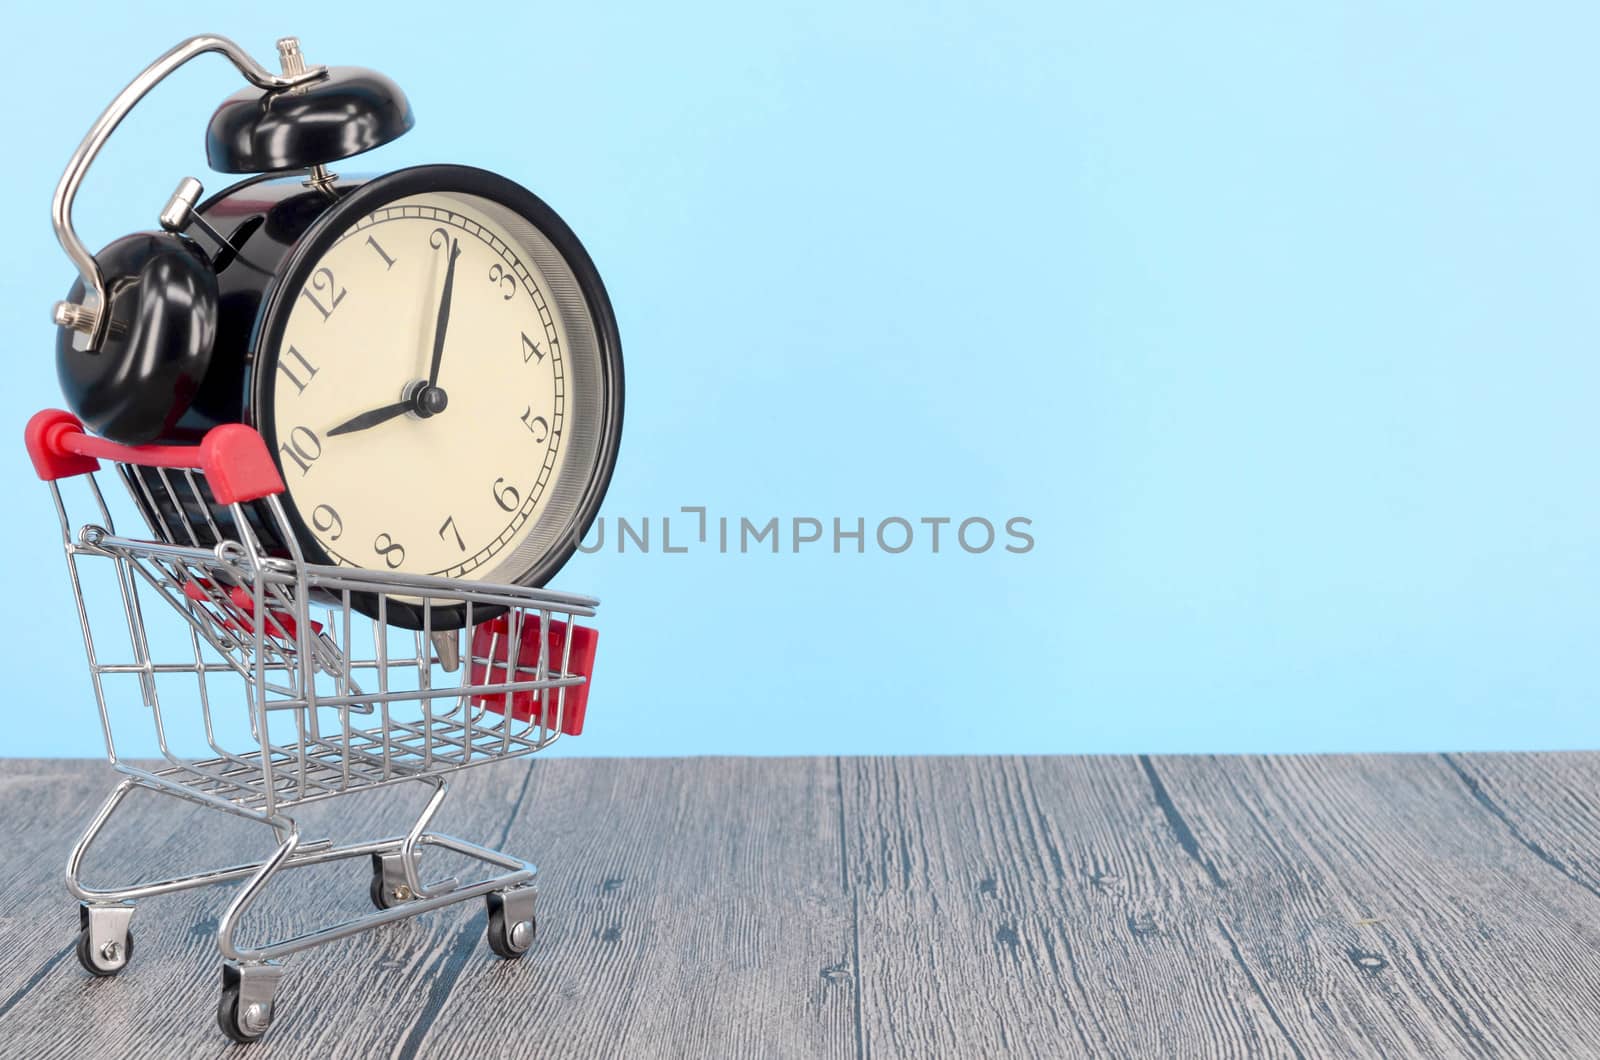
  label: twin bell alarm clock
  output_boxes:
[50,35,623,628]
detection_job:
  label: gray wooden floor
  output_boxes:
[1,754,1599,1057]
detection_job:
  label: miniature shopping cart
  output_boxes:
[24,409,600,1043]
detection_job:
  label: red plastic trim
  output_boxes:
[25,409,99,481]
[24,408,284,504]
[469,614,598,735]
[198,424,286,505]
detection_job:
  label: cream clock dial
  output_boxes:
[251,167,623,628]
[274,193,568,578]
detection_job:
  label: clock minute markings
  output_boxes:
[493,478,521,512]
[311,503,344,541]
[300,266,347,321]
[373,533,405,569]
[519,406,550,442]
[521,332,546,364]
[488,263,515,300]
[366,234,397,270]
[439,515,465,552]
[280,345,318,394]
[279,426,322,475]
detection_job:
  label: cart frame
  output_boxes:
[26,408,598,1042]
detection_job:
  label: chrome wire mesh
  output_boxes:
[50,458,597,819]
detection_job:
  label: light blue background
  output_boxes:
[2,2,1596,758]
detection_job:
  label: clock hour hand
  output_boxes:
[326,382,449,437]
[427,236,461,389]
[326,399,413,437]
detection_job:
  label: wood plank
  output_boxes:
[0,757,855,1059]
[839,755,1301,1058]
[9,754,1600,1057]
[0,758,531,1059]
[1440,752,1600,896]
[0,761,122,1003]
[0,758,282,1028]
[401,756,857,1060]
[1151,753,1600,1058]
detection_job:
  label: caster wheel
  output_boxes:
[217,983,275,1044]
[370,873,400,910]
[75,923,133,977]
[75,904,134,977]
[217,962,283,1045]
[369,852,414,910]
[485,889,536,959]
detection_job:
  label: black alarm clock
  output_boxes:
[50,35,623,628]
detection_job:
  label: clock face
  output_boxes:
[253,169,620,625]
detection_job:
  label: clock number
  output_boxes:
[488,263,516,300]
[279,426,322,476]
[439,515,466,552]
[521,332,545,364]
[280,345,318,394]
[373,533,406,569]
[311,503,344,541]
[519,407,550,443]
[492,478,521,512]
[300,268,347,321]
[429,226,453,252]
[366,235,397,269]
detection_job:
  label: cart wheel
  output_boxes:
[217,962,282,1044]
[484,888,536,959]
[369,852,415,910]
[75,903,135,977]
[217,982,274,1043]
[370,873,400,910]
[75,922,133,977]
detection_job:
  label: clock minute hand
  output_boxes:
[427,237,461,389]
[327,399,414,437]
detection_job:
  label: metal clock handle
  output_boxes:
[50,34,327,351]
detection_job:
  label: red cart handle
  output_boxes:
[25,409,284,505]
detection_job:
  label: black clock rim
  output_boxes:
[248,163,624,631]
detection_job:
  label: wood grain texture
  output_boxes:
[839,756,1298,1059]
[0,754,1598,1058]
[403,756,855,1060]
[1440,752,1600,898]
[1153,753,1600,1059]
[0,762,114,1005]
